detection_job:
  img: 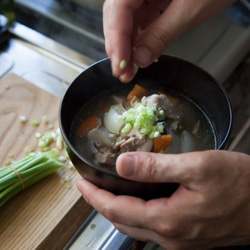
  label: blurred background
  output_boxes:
[1,0,249,78]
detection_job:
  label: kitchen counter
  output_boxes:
[0,15,97,249]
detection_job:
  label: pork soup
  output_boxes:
[70,84,216,169]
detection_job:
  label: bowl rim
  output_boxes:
[59,55,233,178]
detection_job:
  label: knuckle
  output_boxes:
[113,223,126,234]
[182,151,211,182]
[105,42,112,57]
[149,27,173,51]
[194,151,214,178]
[101,204,117,222]
[139,153,158,180]
[153,221,182,238]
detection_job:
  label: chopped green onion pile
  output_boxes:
[121,102,165,139]
[0,152,63,207]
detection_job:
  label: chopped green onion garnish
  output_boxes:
[31,120,39,126]
[121,102,165,138]
[42,115,48,124]
[121,123,132,134]
[19,115,27,123]
[8,153,14,158]
[48,124,54,129]
[35,132,41,138]
[24,147,32,154]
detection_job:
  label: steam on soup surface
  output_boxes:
[70,84,216,168]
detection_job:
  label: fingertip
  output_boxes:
[111,58,128,78]
[116,154,136,177]
[76,179,84,192]
[109,41,133,78]
[76,178,93,196]
[76,179,90,202]
[77,178,100,204]
[76,178,97,194]
[119,63,139,83]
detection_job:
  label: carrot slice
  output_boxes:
[153,134,172,153]
[76,116,100,136]
[158,91,178,106]
[127,84,148,104]
[102,106,110,113]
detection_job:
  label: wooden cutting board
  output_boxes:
[0,74,93,249]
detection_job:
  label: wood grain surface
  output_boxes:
[0,74,92,249]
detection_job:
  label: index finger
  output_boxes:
[76,178,198,232]
[77,178,149,227]
[103,0,144,77]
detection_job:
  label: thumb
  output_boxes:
[132,3,191,68]
[132,0,236,68]
[116,151,200,184]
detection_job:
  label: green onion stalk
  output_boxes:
[0,152,63,207]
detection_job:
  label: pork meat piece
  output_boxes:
[95,150,117,165]
[136,138,153,152]
[142,94,183,120]
[119,137,144,153]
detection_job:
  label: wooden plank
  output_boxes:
[0,74,92,249]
